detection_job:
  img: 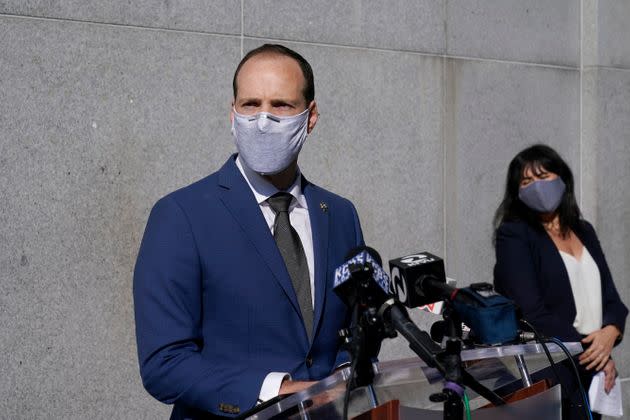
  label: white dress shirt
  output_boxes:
[235,156,315,402]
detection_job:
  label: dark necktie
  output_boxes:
[267,192,313,341]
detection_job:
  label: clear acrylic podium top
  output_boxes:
[244,342,582,419]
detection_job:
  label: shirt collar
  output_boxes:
[235,156,308,209]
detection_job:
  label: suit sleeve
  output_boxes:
[350,200,365,249]
[493,222,582,342]
[582,222,628,342]
[133,195,264,415]
[333,200,365,368]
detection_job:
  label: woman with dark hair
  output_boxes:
[493,144,627,419]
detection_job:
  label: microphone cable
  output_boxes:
[463,391,472,420]
[519,319,563,391]
[520,319,593,420]
[546,337,593,420]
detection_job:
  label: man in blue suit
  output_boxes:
[133,44,364,418]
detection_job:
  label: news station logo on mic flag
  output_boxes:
[389,252,446,307]
[334,250,390,294]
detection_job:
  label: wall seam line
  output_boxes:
[240,0,244,57]
[585,65,630,73]
[578,0,584,208]
[242,35,580,70]
[0,12,595,72]
[443,0,448,262]
[0,12,240,39]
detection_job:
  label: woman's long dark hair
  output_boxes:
[493,144,581,236]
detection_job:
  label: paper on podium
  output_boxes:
[588,371,623,417]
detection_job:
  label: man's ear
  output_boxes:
[230,101,235,125]
[307,101,319,134]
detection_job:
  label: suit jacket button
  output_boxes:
[306,356,313,367]
[219,403,240,414]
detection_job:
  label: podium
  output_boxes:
[242,342,582,419]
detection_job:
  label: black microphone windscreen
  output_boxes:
[430,320,448,343]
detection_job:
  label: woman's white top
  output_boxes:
[559,247,603,335]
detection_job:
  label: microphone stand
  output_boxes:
[339,264,396,402]
[431,306,464,420]
[341,303,387,390]
[379,300,505,420]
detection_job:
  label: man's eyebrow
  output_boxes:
[270,99,297,106]
[237,97,260,103]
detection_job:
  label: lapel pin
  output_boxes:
[320,202,328,212]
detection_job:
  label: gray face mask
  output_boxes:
[518,177,566,213]
[232,108,309,175]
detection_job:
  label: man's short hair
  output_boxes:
[232,44,315,103]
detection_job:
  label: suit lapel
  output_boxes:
[303,178,329,341]
[216,157,302,316]
[538,227,577,314]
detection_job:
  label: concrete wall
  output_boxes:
[1,1,628,418]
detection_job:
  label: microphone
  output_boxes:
[333,246,391,308]
[334,248,469,371]
[333,247,393,389]
[389,252,476,308]
[334,249,443,368]
[518,331,536,342]
[378,299,443,368]
[389,251,519,345]
[431,320,534,345]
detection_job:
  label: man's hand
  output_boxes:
[602,359,617,394]
[278,380,316,395]
[579,325,620,370]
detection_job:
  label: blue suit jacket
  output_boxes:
[494,220,627,343]
[133,156,364,418]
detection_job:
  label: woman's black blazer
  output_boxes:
[494,219,627,342]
